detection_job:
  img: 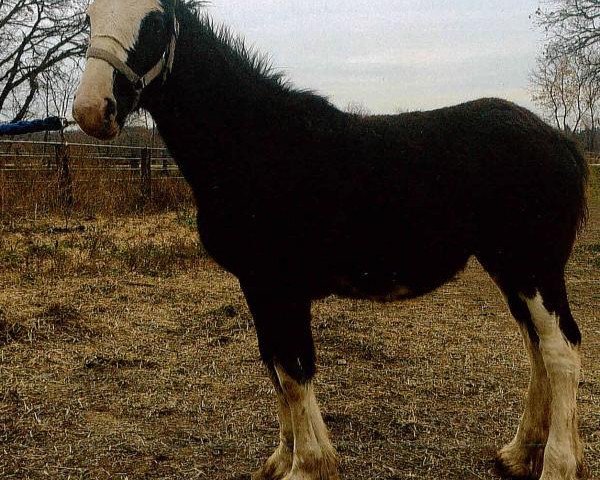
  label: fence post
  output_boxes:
[162,155,169,176]
[55,142,73,213]
[130,151,140,179]
[140,147,152,206]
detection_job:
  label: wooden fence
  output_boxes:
[0,139,191,215]
[586,152,600,167]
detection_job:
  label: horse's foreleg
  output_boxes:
[275,365,339,480]
[252,369,294,480]
[243,284,339,480]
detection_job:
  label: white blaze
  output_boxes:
[73,0,163,137]
[87,0,163,53]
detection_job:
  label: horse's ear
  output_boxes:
[160,0,177,12]
[179,0,207,14]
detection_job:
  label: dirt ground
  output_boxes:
[0,175,598,479]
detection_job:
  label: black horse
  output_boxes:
[73,1,588,479]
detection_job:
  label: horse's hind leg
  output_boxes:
[495,291,551,478]
[523,276,583,480]
[489,271,584,480]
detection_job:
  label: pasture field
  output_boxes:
[0,170,599,479]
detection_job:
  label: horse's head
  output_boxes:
[73,0,178,140]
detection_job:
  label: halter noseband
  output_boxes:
[86,7,180,93]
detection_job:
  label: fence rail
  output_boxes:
[0,139,180,170]
[0,139,167,150]
[585,152,600,167]
[0,139,189,214]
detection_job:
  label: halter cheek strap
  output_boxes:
[86,10,179,92]
[86,46,142,86]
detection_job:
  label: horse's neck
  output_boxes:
[147,77,258,157]
[142,12,343,179]
[144,23,283,161]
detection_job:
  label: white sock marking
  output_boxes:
[275,366,338,479]
[521,292,581,479]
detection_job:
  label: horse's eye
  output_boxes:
[148,15,166,35]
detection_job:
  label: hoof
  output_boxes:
[252,464,290,480]
[252,445,293,480]
[281,452,340,480]
[576,462,589,479]
[496,443,545,479]
[537,460,588,480]
[282,471,340,480]
[496,441,586,480]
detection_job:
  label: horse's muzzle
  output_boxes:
[73,95,119,140]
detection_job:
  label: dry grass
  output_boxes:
[0,167,195,219]
[0,173,598,479]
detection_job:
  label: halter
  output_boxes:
[86,6,180,93]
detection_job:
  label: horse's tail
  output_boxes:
[564,136,589,234]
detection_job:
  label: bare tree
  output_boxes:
[533,2,600,142]
[582,63,600,148]
[39,59,83,119]
[0,0,88,121]
[531,47,600,136]
[532,50,577,131]
[536,1,600,75]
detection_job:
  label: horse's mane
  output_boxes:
[174,1,295,93]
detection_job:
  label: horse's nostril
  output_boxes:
[104,97,117,119]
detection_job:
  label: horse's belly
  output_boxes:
[326,249,471,301]
[330,272,417,302]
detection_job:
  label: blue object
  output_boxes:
[0,117,63,136]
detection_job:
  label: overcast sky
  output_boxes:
[207,0,544,115]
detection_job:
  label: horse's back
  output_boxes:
[322,98,588,298]
[361,98,587,246]
[412,99,590,274]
